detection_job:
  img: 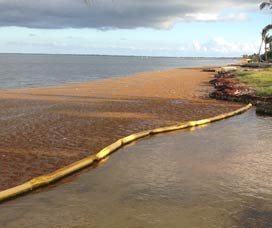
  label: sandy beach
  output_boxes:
[0,68,242,191]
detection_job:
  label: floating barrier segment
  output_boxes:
[0,103,252,203]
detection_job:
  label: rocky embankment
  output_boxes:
[209,69,272,115]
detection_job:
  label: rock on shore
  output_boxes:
[209,70,272,116]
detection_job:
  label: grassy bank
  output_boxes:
[236,69,272,96]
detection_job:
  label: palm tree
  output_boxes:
[259,24,272,61]
[260,0,272,24]
[262,24,272,39]
[264,35,272,60]
[262,25,272,61]
[259,25,272,62]
[260,0,272,10]
[259,1,272,61]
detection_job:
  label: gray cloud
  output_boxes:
[0,0,259,29]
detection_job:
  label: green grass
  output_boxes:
[235,69,272,96]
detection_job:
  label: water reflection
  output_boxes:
[0,109,272,228]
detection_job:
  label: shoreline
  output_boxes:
[0,66,234,100]
[209,67,272,115]
[0,67,242,191]
[0,66,228,92]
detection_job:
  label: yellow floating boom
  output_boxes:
[0,103,252,203]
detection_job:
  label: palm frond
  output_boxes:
[260,2,270,10]
[265,35,272,43]
[262,24,272,39]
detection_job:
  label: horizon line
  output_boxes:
[0,52,241,59]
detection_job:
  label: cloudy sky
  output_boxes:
[0,0,269,57]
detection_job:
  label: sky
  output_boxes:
[0,0,270,57]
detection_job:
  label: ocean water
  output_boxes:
[1,110,272,228]
[0,54,238,89]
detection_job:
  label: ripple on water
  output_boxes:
[0,109,272,228]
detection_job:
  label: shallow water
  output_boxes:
[0,54,237,89]
[1,109,272,228]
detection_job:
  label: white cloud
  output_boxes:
[188,37,259,56]
[185,13,219,21]
[184,12,247,22]
[192,40,202,51]
[222,13,247,21]
[211,37,259,54]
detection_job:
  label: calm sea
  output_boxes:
[0,54,238,89]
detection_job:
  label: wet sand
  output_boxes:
[0,68,241,191]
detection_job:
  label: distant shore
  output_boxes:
[0,67,242,191]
